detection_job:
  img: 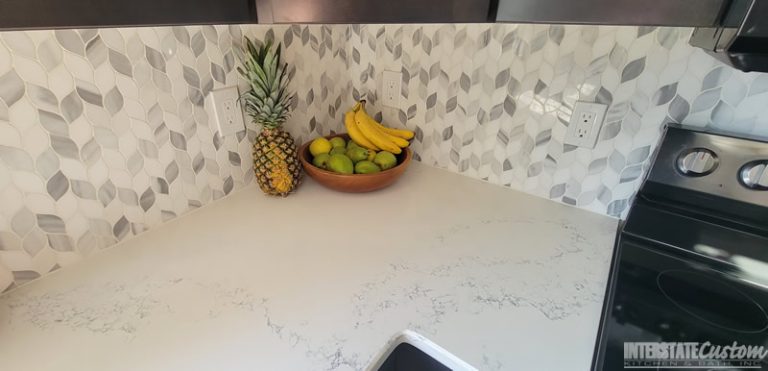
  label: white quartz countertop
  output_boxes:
[0,163,618,371]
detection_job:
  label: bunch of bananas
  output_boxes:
[344,100,414,155]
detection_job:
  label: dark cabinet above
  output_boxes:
[495,0,725,27]
[0,0,766,73]
[255,0,492,24]
[0,0,255,30]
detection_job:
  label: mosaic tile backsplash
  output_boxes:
[0,25,265,292]
[1,23,768,292]
[279,24,768,219]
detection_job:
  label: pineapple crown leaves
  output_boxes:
[237,37,294,130]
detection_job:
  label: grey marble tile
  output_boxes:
[50,135,79,159]
[139,188,155,212]
[75,80,102,106]
[103,87,123,115]
[70,179,97,200]
[98,180,116,207]
[47,234,73,251]
[0,145,35,171]
[0,70,25,107]
[36,214,66,234]
[39,110,68,136]
[46,170,69,201]
[85,36,108,67]
[108,49,133,77]
[22,229,46,256]
[54,30,85,56]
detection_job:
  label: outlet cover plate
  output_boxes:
[564,101,608,148]
[381,70,402,108]
[210,86,245,137]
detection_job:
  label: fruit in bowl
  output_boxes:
[299,134,413,192]
[306,136,398,174]
[299,101,415,192]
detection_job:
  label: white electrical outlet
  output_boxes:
[564,101,608,148]
[381,70,402,108]
[210,86,245,137]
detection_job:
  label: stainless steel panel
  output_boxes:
[256,0,491,24]
[496,0,726,26]
[648,126,768,208]
[690,0,768,74]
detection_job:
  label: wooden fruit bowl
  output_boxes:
[299,133,412,193]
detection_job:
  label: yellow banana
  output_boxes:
[354,108,401,154]
[380,126,415,140]
[362,113,415,140]
[360,108,408,148]
[345,105,379,151]
[356,101,411,148]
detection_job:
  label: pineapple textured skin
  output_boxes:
[238,37,302,196]
[252,128,302,196]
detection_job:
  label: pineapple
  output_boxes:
[238,38,302,196]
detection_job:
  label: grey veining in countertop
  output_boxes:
[0,163,618,371]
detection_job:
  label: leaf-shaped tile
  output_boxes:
[75,79,102,106]
[691,88,721,113]
[667,95,690,123]
[211,63,226,85]
[37,38,63,71]
[627,146,651,165]
[711,101,735,126]
[702,66,732,91]
[620,164,644,183]
[70,179,97,200]
[39,110,68,136]
[117,188,138,206]
[23,229,46,256]
[588,158,608,174]
[60,91,84,123]
[652,83,677,106]
[80,138,101,166]
[191,32,205,57]
[37,214,66,233]
[11,208,35,236]
[98,180,116,206]
[139,188,155,212]
[2,32,36,58]
[223,176,234,195]
[145,46,166,72]
[50,135,79,159]
[85,36,108,67]
[228,151,241,166]
[103,87,124,115]
[108,49,133,77]
[55,29,85,56]
[621,57,646,83]
[112,216,130,240]
[0,70,25,107]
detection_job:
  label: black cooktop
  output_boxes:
[593,125,768,371]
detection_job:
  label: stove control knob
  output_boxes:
[677,149,717,176]
[740,162,768,190]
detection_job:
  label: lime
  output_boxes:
[309,137,332,157]
[355,160,381,174]
[329,147,347,156]
[366,150,377,161]
[346,147,369,163]
[328,154,354,174]
[329,137,346,148]
[374,151,397,170]
[312,153,330,169]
